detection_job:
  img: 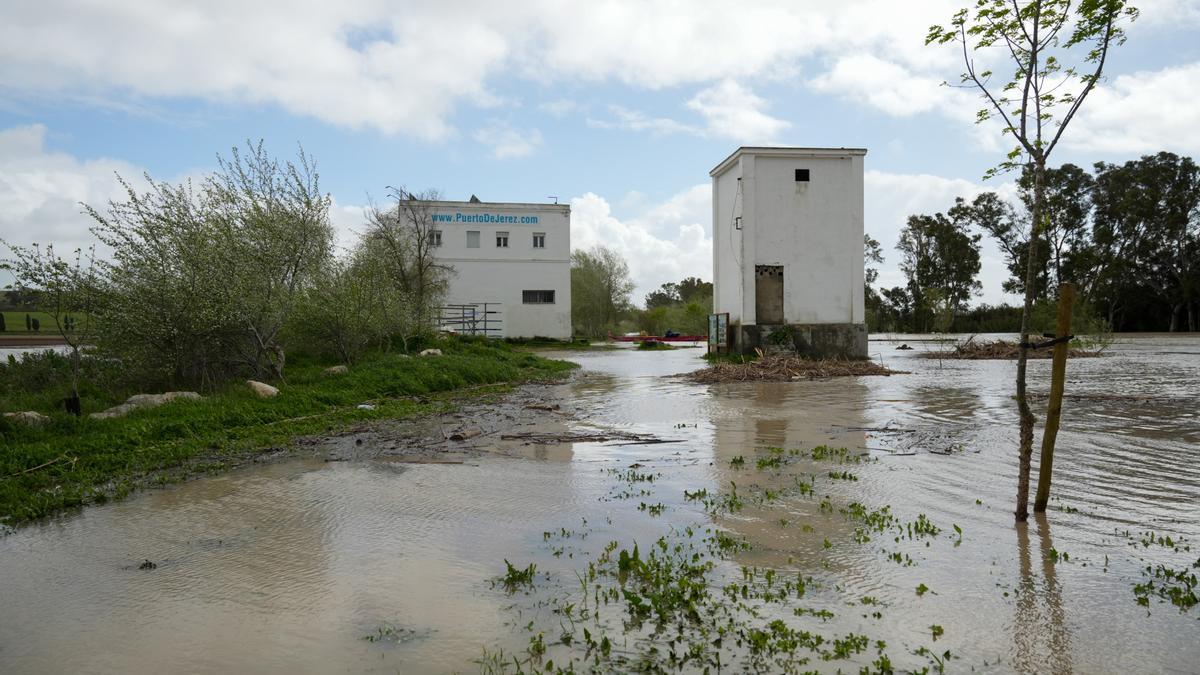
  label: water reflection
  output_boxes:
[1012,514,1073,675]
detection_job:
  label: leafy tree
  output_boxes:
[675,277,713,304]
[864,234,884,288]
[645,282,680,309]
[1092,152,1200,331]
[864,234,887,331]
[0,243,100,413]
[896,212,982,331]
[928,0,1138,521]
[571,245,634,337]
[879,286,915,332]
[87,141,333,388]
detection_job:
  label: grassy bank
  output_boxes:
[0,340,575,526]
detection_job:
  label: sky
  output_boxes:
[2,0,1199,307]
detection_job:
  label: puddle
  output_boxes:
[1,336,1198,672]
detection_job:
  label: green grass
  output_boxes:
[0,311,62,334]
[0,339,575,526]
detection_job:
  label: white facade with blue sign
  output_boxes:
[427,200,571,339]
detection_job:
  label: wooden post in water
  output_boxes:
[1033,283,1076,513]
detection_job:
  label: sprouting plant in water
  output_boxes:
[638,502,666,516]
[916,583,930,597]
[361,623,417,643]
[730,455,746,468]
[1132,557,1199,612]
[496,560,538,593]
[757,455,783,470]
[929,625,944,641]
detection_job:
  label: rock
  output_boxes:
[896,344,913,350]
[525,403,560,412]
[4,411,52,426]
[246,380,280,398]
[449,427,482,441]
[419,348,442,357]
[89,391,202,420]
[324,365,349,376]
[356,403,376,410]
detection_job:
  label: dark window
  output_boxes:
[522,290,555,304]
[795,169,810,182]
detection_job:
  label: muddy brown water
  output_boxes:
[1,335,1198,673]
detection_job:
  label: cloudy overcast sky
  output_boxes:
[2,0,1198,305]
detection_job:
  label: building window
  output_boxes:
[532,232,546,248]
[522,290,555,304]
[429,229,442,247]
[496,231,509,248]
[466,230,480,248]
[794,169,810,182]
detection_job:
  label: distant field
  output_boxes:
[0,311,83,334]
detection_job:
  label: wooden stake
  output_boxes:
[1033,283,1076,513]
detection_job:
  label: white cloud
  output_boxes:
[589,81,788,143]
[570,186,713,304]
[809,55,952,118]
[686,80,790,143]
[0,124,142,258]
[538,99,583,117]
[0,1,979,140]
[1068,62,1200,155]
[473,122,543,159]
[587,105,699,136]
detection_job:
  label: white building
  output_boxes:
[427,199,571,340]
[711,147,868,358]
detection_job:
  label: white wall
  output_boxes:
[712,148,866,326]
[428,201,571,339]
[712,163,744,324]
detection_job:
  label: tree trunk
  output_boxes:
[1034,283,1075,512]
[1014,160,1045,522]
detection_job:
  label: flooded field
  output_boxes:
[1,334,1198,673]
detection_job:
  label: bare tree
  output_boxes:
[364,187,452,350]
[928,0,1138,521]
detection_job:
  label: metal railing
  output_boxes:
[438,303,502,337]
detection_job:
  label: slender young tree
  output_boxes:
[0,243,100,414]
[928,0,1138,521]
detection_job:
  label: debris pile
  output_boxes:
[684,356,903,383]
[919,338,1103,360]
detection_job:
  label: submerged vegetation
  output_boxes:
[918,337,1105,360]
[475,444,969,673]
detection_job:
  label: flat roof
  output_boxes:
[409,200,570,212]
[710,146,868,178]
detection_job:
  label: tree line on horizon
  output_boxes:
[867,151,1200,334]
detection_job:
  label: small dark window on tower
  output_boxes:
[795,169,810,182]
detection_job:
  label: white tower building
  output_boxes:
[711,147,868,357]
